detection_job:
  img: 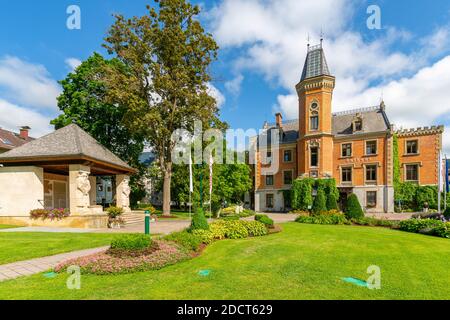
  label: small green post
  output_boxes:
[145,210,150,235]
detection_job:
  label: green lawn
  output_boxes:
[0,225,19,230]
[0,232,123,265]
[1,223,450,300]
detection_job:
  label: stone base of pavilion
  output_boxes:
[0,213,109,229]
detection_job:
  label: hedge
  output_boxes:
[345,194,364,219]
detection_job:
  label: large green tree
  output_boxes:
[51,53,146,204]
[102,0,221,215]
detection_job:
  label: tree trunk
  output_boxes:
[162,162,172,216]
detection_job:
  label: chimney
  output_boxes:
[275,113,283,128]
[19,126,31,139]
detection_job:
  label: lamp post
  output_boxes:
[144,210,150,235]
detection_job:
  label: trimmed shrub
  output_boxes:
[345,194,364,219]
[296,213,348,225]
[220,215,240,221]
[222,220,249,239]
[255,214,274,228]
[312,189,327,215]
[106,206,124,218]
[164,230,203,252]
[326,193,339,211]
[291,178,314,210]
[399,219,443,233]
[191,229,215,245]
[189,208,209,232]
[110,234,152,251]
[209,221,227,240]
[444,207,450,219]
[243,221,268,237]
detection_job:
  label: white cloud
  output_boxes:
[0,56,60,109]
[207,83,226,108]
[225,74,244,96]
[208,0,450,152]
[65,57,82,72]
[0,99,53,138]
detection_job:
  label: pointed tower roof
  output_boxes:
[300,42,331,82]
[0,124,135,174]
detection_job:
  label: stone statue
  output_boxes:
[76,171,91,208]
[121,177,131,208]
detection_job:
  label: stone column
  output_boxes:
[116,174,131,212]
[89,176,97,206]
[69,165,91,215]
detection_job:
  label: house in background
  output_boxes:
[0,126,33,153]
[253,42,444,213]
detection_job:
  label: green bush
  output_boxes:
[296,213,348,225]
[444,207,450,219]
[164,230,203,251]
[189,208,209,232]
[220,215,240,221]
[326,193,339,211]
[312,189,327,215]
[291,178,314,210]
[106,206,124,218]
[399,219,443,233]
[110,234,152,250]
[243,221,268,237]
[416,186,438,209]
[222,220,249,239]
[351,217,397,228]
[345,194,364,219]
[209,221,227,240]
[191,229,215,245]
[255,214,274,228]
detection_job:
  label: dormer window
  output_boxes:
[352,115,363,132]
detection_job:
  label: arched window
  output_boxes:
[310,111,319,131]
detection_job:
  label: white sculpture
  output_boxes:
[121,176,131,208]
[76,171,91,208]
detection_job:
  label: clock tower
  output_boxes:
[296,41,335,178]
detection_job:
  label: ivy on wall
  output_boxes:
[291,178,339,211]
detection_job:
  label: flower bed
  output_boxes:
[30,208,70,221]
[55,240,190,275]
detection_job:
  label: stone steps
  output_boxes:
[122,213,145,225]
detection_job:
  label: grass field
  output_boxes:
[0,223,449,300]
[0,225,19,230]
[0,232,123,265]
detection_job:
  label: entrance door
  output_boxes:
[53,181,67,208]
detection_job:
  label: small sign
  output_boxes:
[198,270,211,276]
[342,277,368,288]
[43,272,57,279]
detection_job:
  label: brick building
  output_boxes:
[253,43,444,213]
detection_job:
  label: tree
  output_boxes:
[51,53,146,205]
[312,189,327,215]
[102,0,220,216]
[326,193,339,211]
[291,178,314,211]
[345,194,364,219]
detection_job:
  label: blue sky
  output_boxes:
[1,0,450,151]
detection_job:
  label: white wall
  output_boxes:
[0,166,44,216]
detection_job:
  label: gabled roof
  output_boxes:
[259,106,391,146]
[0,128,33,151]
[300,43,331,82]
[0,124,134,173]
[332,106,391,137]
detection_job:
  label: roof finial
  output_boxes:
[320,28,324,46]
[307,33,310,48]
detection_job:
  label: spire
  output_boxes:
[300,40,331,82]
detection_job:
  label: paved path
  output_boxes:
[0,220,191,235]
[0,246,109,282]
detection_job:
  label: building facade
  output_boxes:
[254,43,443,213]
[0,126,33,153]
